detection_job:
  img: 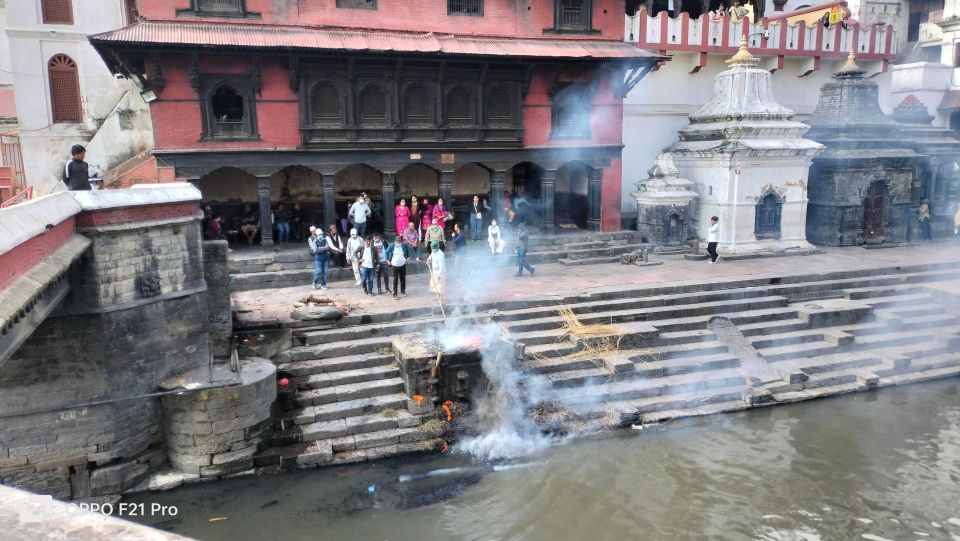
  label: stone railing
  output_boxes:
[625,12,897,73]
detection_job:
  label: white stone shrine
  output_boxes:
[632,153,699,251]
[666,38,823,255]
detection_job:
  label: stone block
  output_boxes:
[406,397,433,416]
[397,412,421,429]
[355,430,399,450]
[302,419,348,442]
[295,441,333,468]
[330,435,356,452]
[168,452,212,473]
[147,467,185,492]
[604,356,635,374]
[32,455,88,473]
[859,374,880,388]
[211,446,258,466]
[199,459,254,478]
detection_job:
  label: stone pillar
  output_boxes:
[491,170,506,224]
[438,171,453,209]
[382,172,396,238]
[203,240,232,358]
[587,167,603,232]
[256,176,273,248]
[540,169,556,231]
[322,174,336,231]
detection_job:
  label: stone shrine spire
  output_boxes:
[725,37,759,67]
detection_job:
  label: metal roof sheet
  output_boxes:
[89,21,663,60]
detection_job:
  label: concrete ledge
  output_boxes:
[0,192,80,256]
[71,183,201,211]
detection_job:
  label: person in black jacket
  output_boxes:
[63,144,92,191]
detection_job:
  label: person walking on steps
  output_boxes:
[707,216,721,264]
[386,235,411,299]
[346,228,364,286]
[515,221,534,277]
[308,226,330,290]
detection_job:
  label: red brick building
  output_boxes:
[91,0,661,243]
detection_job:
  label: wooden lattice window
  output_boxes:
[48,54,82,124]
[311,84,342,124]
[556,0,591,31]
[359,85,388,126]
[196,0,244,15]
[403,85,432,125]
[449,0,482,15]
[551,83,591,138]
[446,87,474,125]
[337,0,377,8]
[200,78,258,139]
[486,87,515,126]
[42,0,74,25]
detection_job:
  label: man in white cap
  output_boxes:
[308,226,329,289]
[346,228,364,286]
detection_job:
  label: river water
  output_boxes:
[125,380,960,541]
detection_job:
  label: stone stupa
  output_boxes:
[805,53,920,246]
[633,153,699,252]
[667,38,822,255]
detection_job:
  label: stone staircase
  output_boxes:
[228,230,642,290]
[252,262,960,469]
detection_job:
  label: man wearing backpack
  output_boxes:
[308,226,330,290]
[385,234,412,299]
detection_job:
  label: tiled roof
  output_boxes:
[89,20,662,60]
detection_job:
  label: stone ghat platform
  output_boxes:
[227,230,644,291]
[236,258,960,473]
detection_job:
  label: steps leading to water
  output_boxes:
[250,262,960,471]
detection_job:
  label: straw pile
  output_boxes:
[557,307,626,364]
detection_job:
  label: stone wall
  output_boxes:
[203,240,232,357]
[161,360,275,478]
[0,186,212,499]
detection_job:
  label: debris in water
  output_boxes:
[913,532,930,537]
[259,499,278,509]
[948,518,960,527]
[856,519,874,525]
[208,517,228,522]
[930,521,941,528]
[367,485,376,494]
[440,440,449,453]
[860,534,895,541]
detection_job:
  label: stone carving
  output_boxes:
[138,271,161,298]
[633,153,698,250]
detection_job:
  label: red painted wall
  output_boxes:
[0,218,75,290]
[138,0,627,41]
[601,156,622,231]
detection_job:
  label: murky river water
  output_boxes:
[125,380,960,541]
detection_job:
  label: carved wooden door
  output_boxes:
[754,193,781,239]
[863,181,887,239]
[664,213,682,245]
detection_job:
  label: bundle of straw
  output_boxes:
[557,307,626,362]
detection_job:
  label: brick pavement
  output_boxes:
[232,242,960,327]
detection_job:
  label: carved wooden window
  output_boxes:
[337,0,377,8]
[446,86,474,125]
[48,55,82,123]
[556,0,591,31]
[403,85,432,125]
[42,0,74,24]
[754,192,782,240]
[311,83,342,125]
[195,0,245,15]
[486,87,515,126]
[551,83,591,138]
[201,79,257,139]
[359,85,388,126]
[449,0,483,15]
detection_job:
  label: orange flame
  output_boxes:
[412,394,425,405]
[442,400,454,422]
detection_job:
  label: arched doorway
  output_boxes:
[336,164,382,235]
[510,162,544,227]
[271,166,325,241]
[557,162,589,229]
[195,166,259,245]
[664,212,684,245]
[754,192,782,240]
[863,181,887,241]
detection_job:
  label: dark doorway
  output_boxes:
[754,192,782,239]
[863,181,887,240]
[511,162,543,227]
[664,213,683,245]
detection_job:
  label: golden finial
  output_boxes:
[839,51,860,73]
[726,36,759,66]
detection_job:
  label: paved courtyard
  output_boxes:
[233,241,960,327]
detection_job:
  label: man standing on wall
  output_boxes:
[309,226,329,290]
[349,195,372,238]
[63,144,92,191]
[707,216,721,264]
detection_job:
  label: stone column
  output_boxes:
[382,172,396,238]
[322,173,336,231]
[540,169,556,231]
[439,171,453,208]
[587,167,603,232]
[256,176,273,248]
[490,170,506,224]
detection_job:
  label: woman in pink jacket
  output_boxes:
[395,198,411,235]
[432,197,449,226]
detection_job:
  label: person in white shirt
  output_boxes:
[707,216,720,264]
[426,242,446,299]
[348,195,372,238]
[346,228,364,285]
[356,236,377,295]
[488,220,505,254]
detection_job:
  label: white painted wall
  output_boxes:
[621,53,892,215]
[4,0,152,194]
[0,1,12,87]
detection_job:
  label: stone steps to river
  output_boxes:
[253,262,960,472]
